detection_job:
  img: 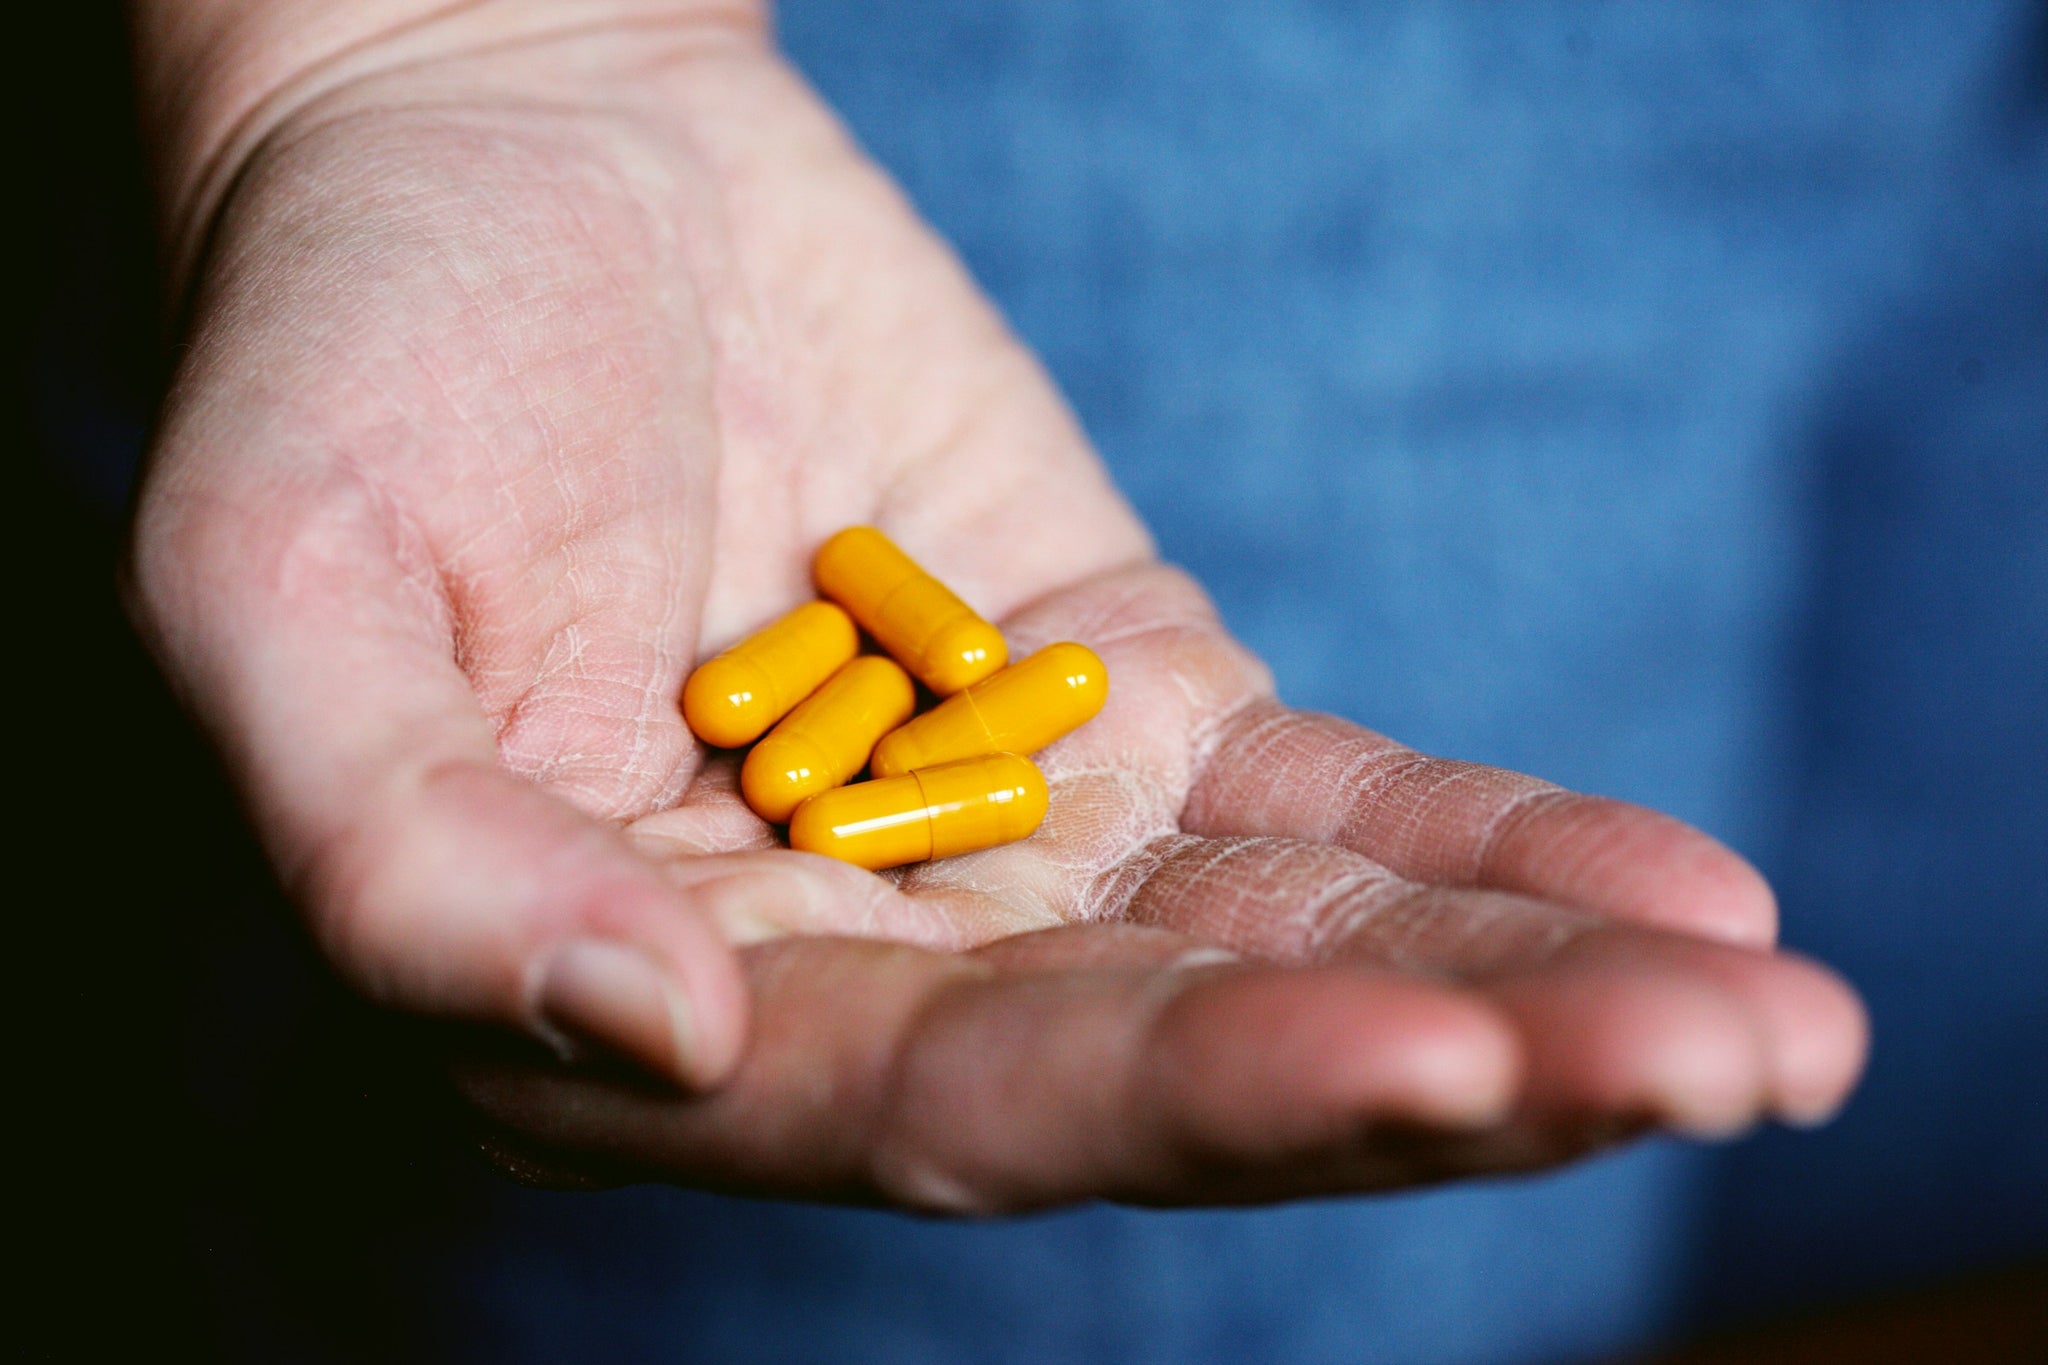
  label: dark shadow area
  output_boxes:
[1627,1259,2048,1364]
[16,10,492,1360]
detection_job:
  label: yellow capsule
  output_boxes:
[741,656,917,823]
[788,752,1049,871]
[870,642,1108,779]
[813,526,1008,694]
[682,601,859,749]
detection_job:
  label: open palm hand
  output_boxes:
[131,9,1863,1212]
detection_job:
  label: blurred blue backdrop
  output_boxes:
[29,2,2045,1362]
[522,4,2046,1360]
[439,4,2048,1361]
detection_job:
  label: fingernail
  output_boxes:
[533,940,697,1084]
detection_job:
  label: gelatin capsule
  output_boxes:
[870,642,1107,779]
[741,655,918,823]
[682,601,859,749]
[788,752,1049,871]
[813,526,1008,695]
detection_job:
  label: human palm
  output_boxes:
[131,15,1863,1211]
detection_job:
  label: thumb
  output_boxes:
[131,480,747,1088]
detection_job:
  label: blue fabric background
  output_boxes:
[423,4,2048,1361]
[34,3,2042,1361]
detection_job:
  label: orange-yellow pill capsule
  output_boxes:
[741,656,918,823]
[813,526,1008,694]
[682,601,859,749]
[788,752,1049,871]
[870,642,1107,779]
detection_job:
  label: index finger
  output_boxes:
[1181,700,1777,947]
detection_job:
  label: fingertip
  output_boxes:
[1625,988,1768,1140]
[1363,993,1523,1130]
[1676,840,1781,950]
[1493,797,1781,948]
[529,878,753,1090]
[1491,966,1769,1141]
[1766,952,1871,1128]
[308,756,756,1089]
[1566,930,1872,1132]
[1155,968,1524,1154]
[531,938,705,1081]
[652,910,753,1087]
[1276,971,1524,1130]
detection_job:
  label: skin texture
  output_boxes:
[127,1,1867,1213]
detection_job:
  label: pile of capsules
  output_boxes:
[681,526,1108,871]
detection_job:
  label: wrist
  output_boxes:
[131,0,769,299]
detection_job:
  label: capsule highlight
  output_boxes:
[788,752,1049,871]
[813,526,1008,694]
[870,642,1107,779]
[741,655,918,823]
[682,600,859,749]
